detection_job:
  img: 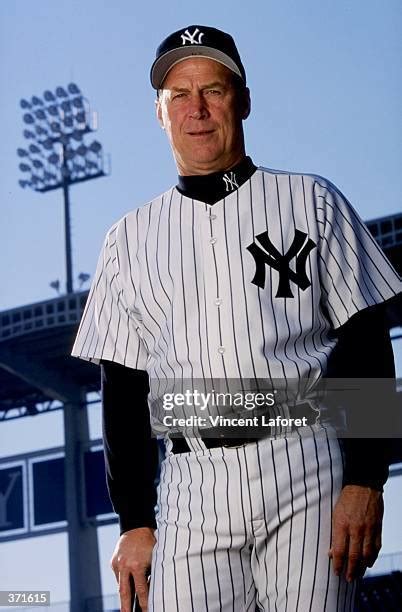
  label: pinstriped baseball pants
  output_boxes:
[149,427,357,611]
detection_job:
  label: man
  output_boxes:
[72,26,401,611]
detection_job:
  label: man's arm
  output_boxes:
[327,303,395,490]
[101,360,158,612]
[101,361,158,531]
[327,303,396,581]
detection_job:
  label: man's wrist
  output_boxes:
[119,514,157,535]
[342,479,384,493]
[340,438,390,493]
[120,525,156,537]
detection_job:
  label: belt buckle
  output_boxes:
[222,442,246,449]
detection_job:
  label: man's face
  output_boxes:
[156,57,250,175]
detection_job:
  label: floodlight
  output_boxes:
[85,160,97,170]
[72,96,83,108]
[67,83,80,95]
[18,82,108,295]
[23,113,35,124]
[20,99,32,109]
[47,105,59,116]
[35,109,46,120]
[23,129,35,139]
[48,152,60,165]
[56,86,68,98]
[63,116,74,128]
[89,141,101,153]
[42,138,54,150]
[71,130,83,142]
[43,90,55,102]
[64,147,75,160]
[31,174,43,186]
[35,125,48,136]
[61,100,72,113]
[78,272,90,288]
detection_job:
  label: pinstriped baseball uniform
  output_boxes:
[72,168,400,383]
[72,166,401,611]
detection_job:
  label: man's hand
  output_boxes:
[329,485,383,582]
[111,527,156,612]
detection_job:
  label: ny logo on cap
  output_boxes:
[181,27,204,45]
[247,229,316,298]
[223,172,239,192]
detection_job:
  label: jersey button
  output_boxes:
[209,237,217,245]
[215,298,223,306]
[217,346,225,354]
[209,214,217,220]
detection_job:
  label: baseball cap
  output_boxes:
[150,25,246,89]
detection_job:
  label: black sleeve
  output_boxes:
[326,303,396,491]
[101,360,159,533]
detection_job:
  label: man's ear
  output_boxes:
[155,96,165,129]
[241,87,251,120]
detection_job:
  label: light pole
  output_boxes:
[17,83,109,294]
[16,85,109,610]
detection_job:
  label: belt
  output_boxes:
[169,401,319,454]
[170,434,255,454]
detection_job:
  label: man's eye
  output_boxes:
[207,89,221,95]
[172,92,186,100]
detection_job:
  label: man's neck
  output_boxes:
[176,149,246,177]
[176,156,257,205]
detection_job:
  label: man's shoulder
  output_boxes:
[257,165,338,191]
[256,166,350,212]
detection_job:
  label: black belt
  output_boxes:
[170,434,256,454]
[169,401,319,454]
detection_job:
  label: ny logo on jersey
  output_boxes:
[222,172,239,192]
[181,28,204,45]
[246,229,317,298]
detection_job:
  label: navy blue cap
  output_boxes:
[150,25,246,89]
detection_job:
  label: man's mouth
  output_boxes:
[187,130,215,137]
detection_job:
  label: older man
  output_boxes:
[72,25,401,612]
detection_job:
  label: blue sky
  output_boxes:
[1,0,401,310]
[0,0,401,605]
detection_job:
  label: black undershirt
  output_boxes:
[100,158,395,533]
[176,155,257,204]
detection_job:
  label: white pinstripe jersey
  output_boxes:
[72,167,401,428]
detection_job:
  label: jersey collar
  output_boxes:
[176,156,257,205]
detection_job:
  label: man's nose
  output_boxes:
[188,93,208,119]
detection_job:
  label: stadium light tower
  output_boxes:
[17,83,109,294]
